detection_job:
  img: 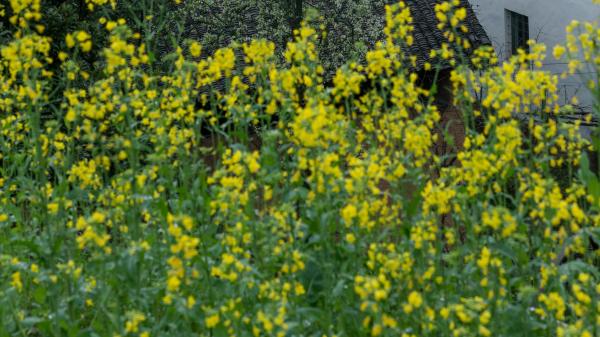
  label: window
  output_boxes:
[505,9,529,56]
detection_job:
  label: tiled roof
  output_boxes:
[401,0,491,68]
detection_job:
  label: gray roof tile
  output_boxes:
[402,0,491,67]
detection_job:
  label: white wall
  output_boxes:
[470,0,600,110]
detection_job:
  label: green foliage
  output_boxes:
[172,0,290,59]
[177,0,392,76]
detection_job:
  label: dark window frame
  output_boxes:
[506,9,530,55]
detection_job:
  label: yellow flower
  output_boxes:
[205,313,220,328]
[124,311,146,333]
[345,233,356,244]
[47,202,59,214]
[295,282,305,296]
[382,315,397,328]
[85,0,116,11]
[105,21,117,31]
[408,291,423,308]
[538,292,566,320]
[76,31,90,42]
[65,34,75,48]
[187,296,196,309]
[371,324,382,336]
[11,272,23,292]
[189,42,202,57]
[91,211,105,223]
[553,45,566,59]
[341,204,357,225]
[166,276,180,292]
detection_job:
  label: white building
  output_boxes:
[471,0,600,111]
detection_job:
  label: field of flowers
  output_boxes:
[1,0,599,336]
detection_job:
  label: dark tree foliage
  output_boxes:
[0,1,181,74]
[308,0,389,76]
[0,0,391,77]
[175,0,392,77]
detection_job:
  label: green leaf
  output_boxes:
[558,260,599,278]
[332,279,346,298]
[579,152,600,206]
[33,286,47,304]
[21,316,44,326]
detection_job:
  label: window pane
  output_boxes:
[508,10,529,55]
